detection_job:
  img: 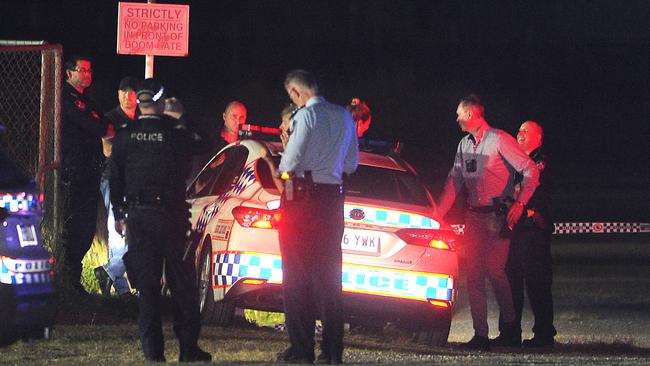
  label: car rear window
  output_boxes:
[344,165,432,207]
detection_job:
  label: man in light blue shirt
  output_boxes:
[438,94,539,351]
[276,69,358,364]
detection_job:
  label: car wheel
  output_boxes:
[415,310,452,347]
[198,245,235,326]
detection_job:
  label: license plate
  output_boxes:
[341,229,380,254]
[17,225,38,247]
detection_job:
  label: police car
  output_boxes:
[0,145,56,346]
[187,126,458,346]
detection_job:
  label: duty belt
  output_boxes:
[127,191,166,206]
[311,183,344,195]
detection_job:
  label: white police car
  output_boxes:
[1,146,55,346]
[187,127,458,346]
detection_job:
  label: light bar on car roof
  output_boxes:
[1,192,41,213]
[358,138,403,155]
[238,124,282,140]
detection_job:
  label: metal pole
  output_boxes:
[145,0,156,78]
[145,54,154,78]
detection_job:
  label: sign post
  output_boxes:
[116,1,190,78]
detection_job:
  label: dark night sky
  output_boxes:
[2,0,649,222]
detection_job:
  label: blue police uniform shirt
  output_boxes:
[438,126,540,216]
[279,96,359,185]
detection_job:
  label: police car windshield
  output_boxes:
[344,165,431,207]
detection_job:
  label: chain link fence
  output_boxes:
[0,41,65,277]
[0,41,61,179]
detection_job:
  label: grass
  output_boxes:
[5,235,649,364]
[244,309,285,328]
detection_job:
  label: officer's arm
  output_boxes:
[278,111,312,175]
[180,117,213,156]
[343,114,360,175]
[109,131,127,220]
[63,96,108,138]
[437,142,464,218]
[528,154,552,230]
[498,133,540,205]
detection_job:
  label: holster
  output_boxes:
[284,171,313,201]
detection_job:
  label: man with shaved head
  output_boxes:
[497,120,556,348]
[190,101,247,178]
[221,101,247,144]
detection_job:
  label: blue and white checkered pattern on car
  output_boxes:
[214,252,283,286]
[212,251,454,302]
[0,257,53,285]
[195,163,257,234]
[232,164,256,195]
[344,204,440,229]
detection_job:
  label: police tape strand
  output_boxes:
[450,222,650,236]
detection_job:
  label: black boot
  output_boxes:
[491,322,521,347]
[460,335,490,351]
[522,335,555,348]
[179,345,212,362]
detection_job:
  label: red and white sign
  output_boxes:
[117,2,189,57]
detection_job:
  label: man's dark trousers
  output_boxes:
[62,171,101,287]
[279,186,345,362]
[123,207,201,360]
[506,227,556,338]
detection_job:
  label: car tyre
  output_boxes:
[415,310,452,347]
[198,245,235,326]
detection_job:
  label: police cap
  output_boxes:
[119,76,139,91]
[136,78,165,106]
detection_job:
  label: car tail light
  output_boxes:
[395,228,456,251]
[232,206,279,229]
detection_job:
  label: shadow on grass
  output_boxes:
[55,287,139,325]
[344,334,650,359]
[478,341,650,357]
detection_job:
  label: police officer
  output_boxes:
[94,76,139,296]
[437,95,540,350]
[497,121,556,348]
[276,70,359,364]
[60,55,109,293]
[109,79,211,362]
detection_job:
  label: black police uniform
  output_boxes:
[505,147,556,343]
[60,82,108,289]
[102,106,134,182]
[109,110,210,361]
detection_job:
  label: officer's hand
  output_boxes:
[280,130,289,148]
[506,202,524,230]
[115,219,127,237]
[164,97,184,119]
